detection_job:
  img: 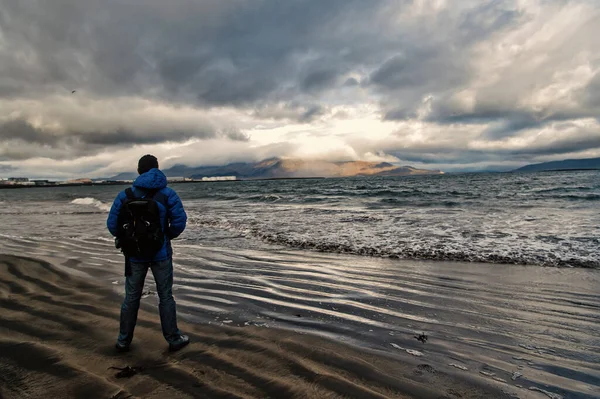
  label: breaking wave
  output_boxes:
[191,216,600,269]
[71,197,111,212]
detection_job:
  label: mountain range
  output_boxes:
[109,158,444,180]
[514,157,600,173]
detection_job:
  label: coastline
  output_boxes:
[0,254,512,399]
[0,178,324,190]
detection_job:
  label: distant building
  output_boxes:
[201,176,237,182]
[32,180,52,186]
[167,176,186,183]
[8,177,29,182]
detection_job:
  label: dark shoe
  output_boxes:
[168,334,190,352]
[115,342,130,353]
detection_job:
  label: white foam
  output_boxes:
[71,197,110,212]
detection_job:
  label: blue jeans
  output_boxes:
[117,258,181,345]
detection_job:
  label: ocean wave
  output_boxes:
[534,186,596,194]
[71,197,111,212]
[370,198,464,208]
[248,194,283,202]
[189,215,600,269]
[561,194,600,201]
[245,194,339,204]
[244,232,600,268]
[0,210,106,215]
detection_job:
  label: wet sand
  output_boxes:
[0,254,514,399]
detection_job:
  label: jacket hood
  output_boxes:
[133,168,168,190]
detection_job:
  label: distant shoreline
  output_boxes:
[4,169,600,189]
[0,176,331,189]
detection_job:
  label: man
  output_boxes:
[107,154,189,352]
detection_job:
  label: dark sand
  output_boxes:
[0,255,512,399]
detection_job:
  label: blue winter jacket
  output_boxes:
[107,168,187,262]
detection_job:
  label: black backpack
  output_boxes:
[116,188,167,258]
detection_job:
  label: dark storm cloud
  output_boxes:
[384,126,600,165]
[298,105,326,123]
[502,130,600,156]
[369,50,464,90]
[0,118,247,160]
[0,0,383,104]
[0,119,217,147]
[77,128,209,146]
[369,48,471,122]
[300,68,340,93]
[0,119,59,145]
[251,102,328,123]
[369,1,525,123]
[481,116,544,140]
[343,77,359,87]
[457,1,523,44]
[223,128,250,142]
[1,0,599,170]
[370,1,600,148]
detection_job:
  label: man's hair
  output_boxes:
[137,154,159,175]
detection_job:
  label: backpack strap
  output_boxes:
[151,190,169,233]
[127,187,169,225]
[122,188,136,276]
[152,190,168,207]
[125,188,136,200]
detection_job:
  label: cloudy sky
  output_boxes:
[1,0,599,178]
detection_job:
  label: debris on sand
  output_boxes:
[449,363,468,371]
[511,372,522,381]
[108,366,144,379]
[141,290,153,299]
[416,364,436,374]
[414,332,428,344]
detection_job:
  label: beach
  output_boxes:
[0,172,599,398]
[0,254,512,399]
